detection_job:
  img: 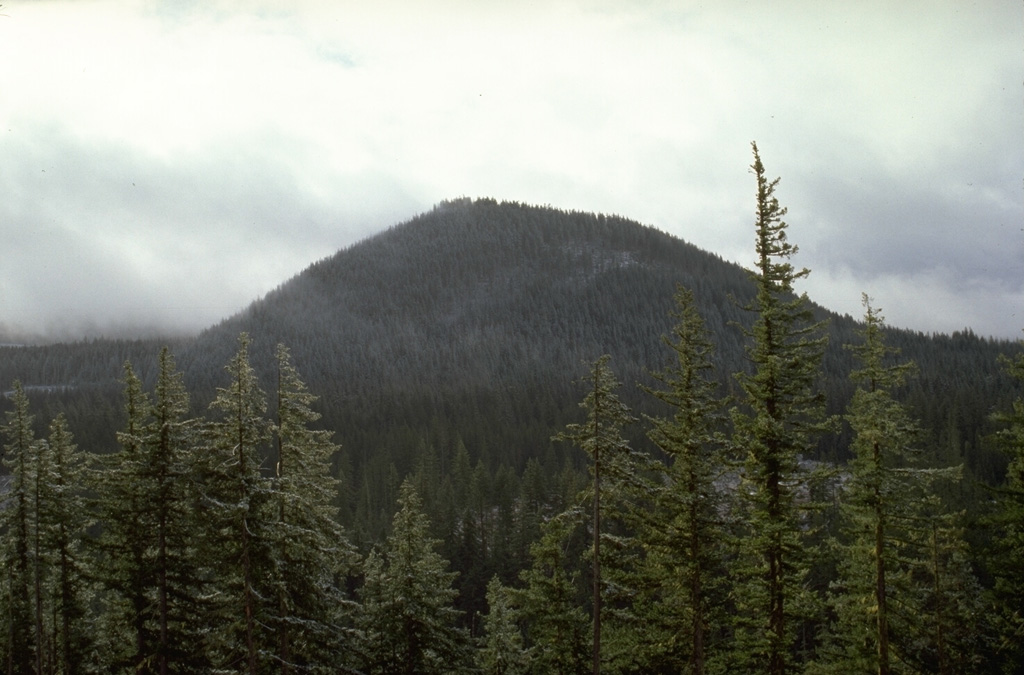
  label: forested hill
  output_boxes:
[1,198,1021,484]
[189,197,756,389]
[3,197,1024,671]
[181,197,766,472]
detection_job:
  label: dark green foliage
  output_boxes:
[198,333,276,672]
[0,383,41,674]
[358,480,471,674]
[89,341,363,673]
[518,513,591,675]
[987,348,1024,670]
[38,414,93,673]
[729,143,831,674]
[899,500,989,674]
[0,197,1020,672]
[478,575,530,675]
[0,199,1018,522]
[93,363,155,669]
[144,347,209,673]
[554,354,639,674]
[1,388,95,673]
[95,353,211,672]
[639,285,731,673]
[270,343,358,671]
[824,297,930,673]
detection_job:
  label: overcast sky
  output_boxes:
[1,0,1021,342]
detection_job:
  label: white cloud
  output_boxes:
[0,0,1020,339]
[812,263,1024,339]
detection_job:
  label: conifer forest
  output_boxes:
[2,146,1023,673]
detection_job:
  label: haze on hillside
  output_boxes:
[0,1,1020,342]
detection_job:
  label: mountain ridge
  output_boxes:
[0,198,1019,485]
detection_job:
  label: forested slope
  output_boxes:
[191,198,1021,481]
[1,198,1019,482]
[2,196,1023,671]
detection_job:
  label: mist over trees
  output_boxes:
[1,149,1023,672]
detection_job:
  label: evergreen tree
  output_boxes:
[513,458,548,572]
[730,142,830,674]
[358,480,471,674]
[518,513,590,675]
[29,409,47,675]
[96,354,209,673]
[94,362,156,670]
[640,285,730,673]
[199,333,274,672]
[37,414,93,674]
[0,382,41,674]
[554,355,637,674]
[270,343,357,672]
[146,347,208,673]
[478,575,529,675]
[2,394,95,673]
[825,297,922,673]
[821,298,987,674]
[897,499,987,674]
[989,347,1024,670]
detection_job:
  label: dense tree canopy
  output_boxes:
[0,180,1021,672]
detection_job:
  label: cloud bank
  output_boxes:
[1,0,1020,341]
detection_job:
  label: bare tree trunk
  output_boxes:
[932,521,949,675]
[592,371,601,675]
[767,450,785,675]
[690,466,705,675]
[34,466,45,675]
[874,439,890,675]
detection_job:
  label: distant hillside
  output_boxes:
[171,198,1024,483]
[1,198,1020,486]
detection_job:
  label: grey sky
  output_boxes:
[1,0,1021,341]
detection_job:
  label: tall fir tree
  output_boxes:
[146,347,208,673]
[358,480,471,674]
[94,362,156,670]
[554,355,637,675]
[199,333,274,673]
[270,343,358,672]
[37,414,94,674]
[988,346,1024,671]
[518,513,590,675]
[96,354,210,673]
[2,393,96,673]
[640,285,730,674]
[825,296,922,673]
[730,142,830,674]
[478,575,530,675]
[1,382,41,674]
[898,498,987,674]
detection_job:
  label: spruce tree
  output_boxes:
[94,363,155,670]
[730,142,830,674]
[38,414,93,674]
[0,382,41,674]
[989,347,1024,670]
[199,333,274,672]
[146,347,208,673]
[641,285,730,673]
[822,298,986,674]
[270,343,357,671]
[554,355,637,675]
[358,480,471,674]
[897,498,987,674]
[2,392,95,673]
[826,296,921,673]
[478,575,530,675]
[518,513,590,675]
[96,354,209,673]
